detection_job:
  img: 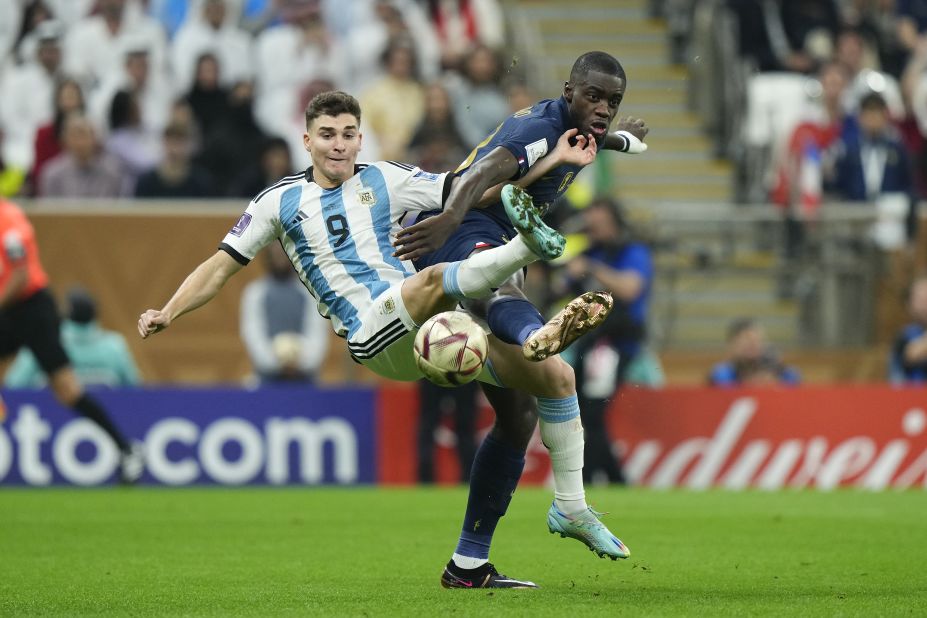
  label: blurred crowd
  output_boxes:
[0,0,521,199]
[674,0,927,248]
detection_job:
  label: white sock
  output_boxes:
[442,236,536,301]
[537,396,588,515]
[451,553,488,570]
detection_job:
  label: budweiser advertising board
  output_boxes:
[612,386,927,489]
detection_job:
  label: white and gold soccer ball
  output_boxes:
[413,311,489,387]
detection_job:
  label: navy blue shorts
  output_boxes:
[414,209,517,270]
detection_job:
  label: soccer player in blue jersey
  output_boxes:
[137,90,623,588]
[393,51,648,581]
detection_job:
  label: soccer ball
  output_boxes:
[413,311,488,387]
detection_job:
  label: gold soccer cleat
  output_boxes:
[523,291,614,361]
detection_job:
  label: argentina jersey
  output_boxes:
[456,97,584,228]
[220,162,453,339]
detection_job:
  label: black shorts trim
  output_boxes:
[347,318,408,356]
[349,326,412,360]
[219,243,250,266]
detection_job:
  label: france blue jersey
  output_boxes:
[891,324,927,383]
[220,162,452,338]
[456,96,582,230]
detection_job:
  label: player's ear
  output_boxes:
[357,131,363,151]
[303,131,312,152]
[563,81,573,102]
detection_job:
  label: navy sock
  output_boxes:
[486,297,545,346]
[455,434,526,559]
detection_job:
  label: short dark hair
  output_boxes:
[860,92,887,112]
[304,90,361,128]
[586,196,628,229]
[570,51,626,84]
[66,287,96,324]
[727,317,758,341]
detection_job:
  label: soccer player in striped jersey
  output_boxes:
[138,90,625,588]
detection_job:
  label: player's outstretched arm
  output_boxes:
[138,250,243,339]
[603,116,649,154]
[393,147,520,261]
[477,128,597,207]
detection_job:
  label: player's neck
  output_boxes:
[314,171,345,189]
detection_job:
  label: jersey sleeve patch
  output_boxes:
[229,212,252,237]
[525,138,549,168]
[411,170,441,182]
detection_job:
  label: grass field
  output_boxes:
[1,487,925,616]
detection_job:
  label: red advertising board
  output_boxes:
[378,385,927,489]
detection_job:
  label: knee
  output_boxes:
[543,358,575,398]
[423,265,446,298]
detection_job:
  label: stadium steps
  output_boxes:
[514,0,732,204]
[650,270,800,349]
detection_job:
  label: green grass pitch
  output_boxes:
[1,487,925,616]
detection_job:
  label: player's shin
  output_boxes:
[451,434,526,569]
[537,395,588,514]
[441,237,536,301]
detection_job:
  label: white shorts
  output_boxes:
[347,281,503,386]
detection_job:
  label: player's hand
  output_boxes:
[393,213,459,261]
[616,116,649,142]
[554,128,598,167]
[138,309,170,339]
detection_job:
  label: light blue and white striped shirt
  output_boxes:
[220,162,451,338]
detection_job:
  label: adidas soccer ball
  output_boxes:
[413,311,488,387]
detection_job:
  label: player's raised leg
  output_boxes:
[481,185,613,362]
[400,194,565,324]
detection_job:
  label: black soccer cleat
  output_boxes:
[440,561,539,589]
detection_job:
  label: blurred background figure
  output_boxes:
[424,0,504,71]
[105,89,162,183]
[890,275,927,383]
[830,92,912,200]
[0,198,141,482]
[344,0,440,92]
[417,380,479,484]
[171,0,254,92]
[407,82,468,171]
[239,243,329,383]
[557,197,654,485]
[63,0,167,93]
[39,113,132,198]
[709,318,801,386]
[194,79,269,197]
[361,37,425,161]
[5,287,140,388]
[184,53,230,142]
[0,20,63,185]
[135,121,214,198]
[90,43,174,138]
[445,43,508,149]
[233,136,294,198]
[32,78,85,193]
[771,61,850,214]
